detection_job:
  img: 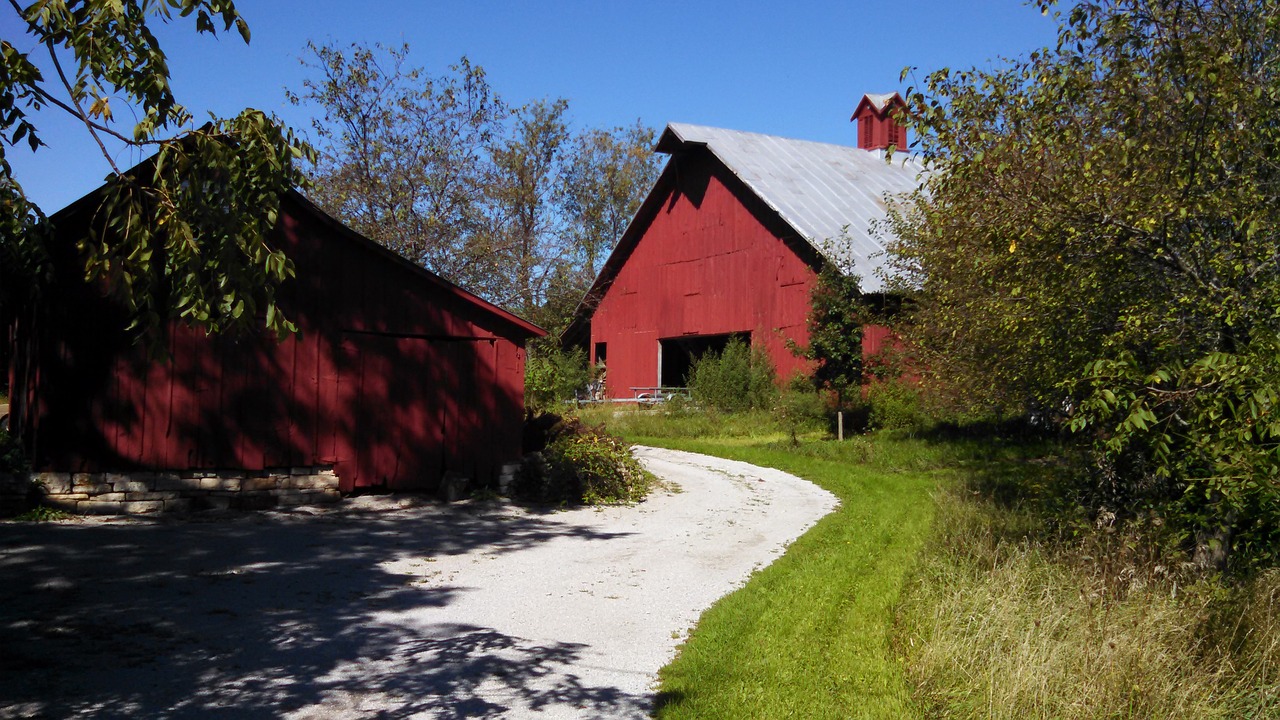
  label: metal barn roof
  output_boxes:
[656,122,925,293]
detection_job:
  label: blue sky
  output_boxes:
[5,0,1063,212]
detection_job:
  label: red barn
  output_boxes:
[7,190,543,494]
[565,93,922,398]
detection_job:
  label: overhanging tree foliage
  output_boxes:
[1,0,311,341]
[888,0,1280,567]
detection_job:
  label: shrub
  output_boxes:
[0,428,26,474]
[515,415,650,505]
[689,338,777,413]
[774,373,828,442]
[802,265,867,403]
[525,346,592,412]
[864,378,928,432]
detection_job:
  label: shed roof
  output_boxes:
[654,122,924,292]
[284,191,545,340]
[47,171,545,341]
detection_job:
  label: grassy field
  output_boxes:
[894,458,1280,720]
[577,404,1279,719]
[641,437,937,719]
[579,405,1031,718]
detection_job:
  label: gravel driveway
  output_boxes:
[0,446,837,719]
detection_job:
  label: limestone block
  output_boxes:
[72,482,113,495]
[92,492,127,502]
[439,471,471,503]
[78,501,124,515]
[125,491,178,502]
[121,501,163,514]
[36,472,72,494]
[498,462,520,495]
[163,498,194,513]
[283,476,323,490]
[153,474,200,492]
[42,493,89,510]
[115,481,153,493]
[242,477,278,492]
[198,477,241,491]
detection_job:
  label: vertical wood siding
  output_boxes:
[590,154,818,397]
[13,196,536,492]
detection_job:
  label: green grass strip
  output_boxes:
[638,436,943,719]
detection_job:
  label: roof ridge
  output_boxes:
[662,122,866,154]
[656,121,925,293]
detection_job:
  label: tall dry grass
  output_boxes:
[896,481,1280,719]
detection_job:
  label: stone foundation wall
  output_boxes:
[0,467,341,517]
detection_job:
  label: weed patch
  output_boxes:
[895,467,1280,719]
[11,506,74,523]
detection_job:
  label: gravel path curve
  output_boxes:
[0,446,837,719]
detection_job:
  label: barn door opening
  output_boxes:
[658,331,750,387]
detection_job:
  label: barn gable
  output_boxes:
[567,102,923,399]
[8,189,544,494]
[587,149,822,391]
[654,121,924,293]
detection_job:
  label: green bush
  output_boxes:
[774,373,828,442]
[525,346,592,412]
[803,266,867,403]
[689,338,777,413]
[864,378,928,431]
[0,428,26,474]
[515,417,650,505]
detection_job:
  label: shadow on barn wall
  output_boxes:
[7,192,542,495]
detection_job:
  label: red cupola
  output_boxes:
[852,92,908,151]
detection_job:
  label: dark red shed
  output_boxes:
[564,95,922,399]
[7,190,543,493]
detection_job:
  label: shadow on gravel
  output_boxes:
[0,501,648,718]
